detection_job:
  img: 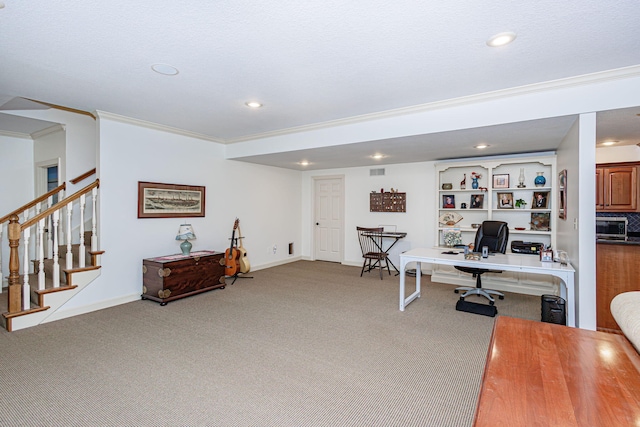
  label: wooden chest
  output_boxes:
[142,250,225,305]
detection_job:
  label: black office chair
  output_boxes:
[454,221,509,305]
[356,226,391,279]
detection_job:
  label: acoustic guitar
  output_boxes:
[237,224,251,274]
[224,219,240,277]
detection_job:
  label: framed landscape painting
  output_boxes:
[138,181,206,218]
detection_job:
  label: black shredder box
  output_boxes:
[541,294,566,325]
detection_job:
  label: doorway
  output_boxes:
[313,176,344,262]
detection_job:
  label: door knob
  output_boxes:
[316,222,319,225]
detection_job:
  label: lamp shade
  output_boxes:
[175,224,196,241]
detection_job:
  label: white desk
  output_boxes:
[399,247,577,327]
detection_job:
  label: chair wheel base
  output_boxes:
[489,300,495,306]
[454,289,459,294]
[499,295,505,300]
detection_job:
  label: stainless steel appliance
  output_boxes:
[596,217,628,240]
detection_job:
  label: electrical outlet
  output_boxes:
[273,244,277,254]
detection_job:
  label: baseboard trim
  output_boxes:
[42,293,141,324]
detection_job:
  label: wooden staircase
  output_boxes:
[1,178,102,331]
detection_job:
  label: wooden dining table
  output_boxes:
[474,316,640,426]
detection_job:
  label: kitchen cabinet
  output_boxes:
[596,164,638,212]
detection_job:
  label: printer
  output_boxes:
[510,240,544,255]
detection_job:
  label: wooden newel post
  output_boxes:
[7,215,22,313]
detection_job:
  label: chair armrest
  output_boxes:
[611,291,640,353]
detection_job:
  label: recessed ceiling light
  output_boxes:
[151,64,179,76]
[245,101,263,108]
[475,144,490,149]
[298,161,311,166]
[602,141,617,146]
[486,32,517,47]
[371,153,386,160]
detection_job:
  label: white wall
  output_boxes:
[302,161,436,269]
[3,108,97,193]
[0,134,34,284]
[596,144,640,163]
[57,115,302,314]
[556,114,597,330]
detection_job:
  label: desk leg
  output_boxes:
[561,273,575,328]
[400,260,421,311]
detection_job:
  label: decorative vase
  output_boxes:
[534,172,546,187]
[460,174,466,190]
[471,177,479,189]
[517,168,526,188]
[180,239,192,255]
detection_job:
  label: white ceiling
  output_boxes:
[1,1,639,170]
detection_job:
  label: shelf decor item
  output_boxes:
[534,172,546,187]
[471,172,482,189]
[438,212,463,226]
[515,198,527,209]
[470,194,484,209]
[443,228,463,247]
[460,174,466,190]
[530,212,551,231]
[517,168,526,188]
[532,191,550,209]
[493,174,509,189]
[442,194,456,208]
[497,192,514,209]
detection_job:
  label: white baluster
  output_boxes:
[79,194,86,268]
[22,227,31,310]
[37,219,46,291]
[66,201,73,271]
[91,187,98,252]
[58,190,65,248]
[52,210,60,288]
[46,195,53,258]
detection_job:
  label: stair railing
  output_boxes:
[6,179,99,313]
[0,184,66,290]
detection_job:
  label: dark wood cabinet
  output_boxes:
[596,164,638,212]
[142,250,225,305]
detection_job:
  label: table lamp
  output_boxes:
[175,224,196,255]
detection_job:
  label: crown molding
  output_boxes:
[226,65,640,144]
[0,129,32,139]
[95,111,225,144]
[31,124,66,139]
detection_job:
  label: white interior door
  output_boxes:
[314,177,343,262]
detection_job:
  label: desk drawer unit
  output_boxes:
[142,250,225,305]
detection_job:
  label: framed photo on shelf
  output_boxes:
[558,169,567,220]
[442,194,456,208]
[530,212,550,231]
[532,191,550,209]
[492,174,510,189]
[138,181,206,218]
[497,192,514,209]
[470,194,484,209]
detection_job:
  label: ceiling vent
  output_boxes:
[370,168,385,176]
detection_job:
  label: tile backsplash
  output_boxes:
[596,212,640,232]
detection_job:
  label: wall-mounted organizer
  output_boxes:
[370,192,406,212]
